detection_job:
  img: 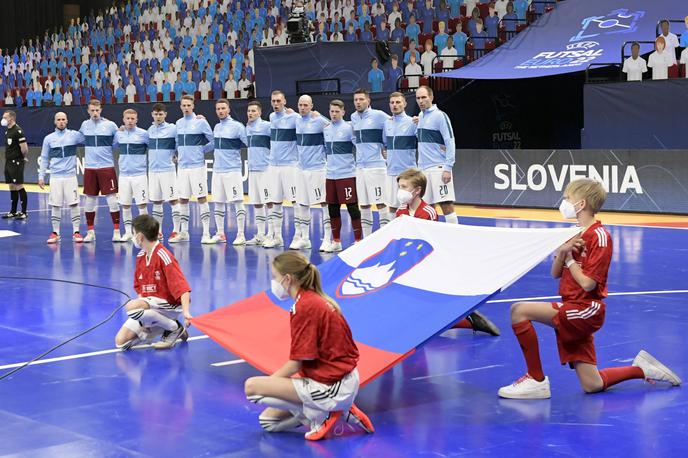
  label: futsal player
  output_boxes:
[79,99,121,242]
[148,103,181,241]
[244,251,374,441]
[415,86,458,224]
[499,178,681,399]
[114,109,149,242]
[38,112,84,243]
[395,168,500,335]
[323,99,362,252]
[2,111,29,219]
[170,95,214,244]
[384,93,418,216]
[245,100,272,245]
[115,214,192,351]
[350,88,392,236]
[293,94,332,251]
[208,98,248,245]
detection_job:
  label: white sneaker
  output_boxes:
[201,234,215,244]
[120,232,133,242]
[168,231,189,243]
[330,241,343,252]
[300,239,311,249]
[245,235,265,246]
[263,236,283,249]
[633,350,682,386]
[82,230,96,243]
[288,238,302,250]
[232,234,246,246]
[112,230,122,242]
[319,239,332,252]
[498,375,551,399]
[211,233,227,244]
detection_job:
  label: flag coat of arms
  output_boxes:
[194,217,579,385]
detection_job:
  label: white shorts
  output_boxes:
[211,170,244,203]
[177,165,209,199]
[292,368,360,424]
[122,296,182,340]
[247,170,270,205]
[355,167,386,206]
[424,166,456,204]
[118,175,149,205]
[49,175,79,207]
[384,174,401,208]
[295,169,326,206]
[149,170,177,202]
[266,165,297,203]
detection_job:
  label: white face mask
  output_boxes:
[0,118,7,127]
[397,188,414,205]
[271,278,290,300]
[559,199,581,219]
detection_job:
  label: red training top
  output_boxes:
[395,199,439,221]
[134,242,191,305]
[290,289,359,384]
[559,220,612,304]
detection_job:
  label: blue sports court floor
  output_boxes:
[0,189,686,457]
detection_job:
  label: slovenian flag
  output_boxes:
[193,217,579,386]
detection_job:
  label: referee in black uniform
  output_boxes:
[2,111,28,219]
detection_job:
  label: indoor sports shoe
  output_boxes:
[72,232,84,243]
[212,233,227,244]
[632,350,682,386]
[263,236,284,249]
[152,321,188,350]
[245,235,264,246]
[46,232,60,244]
[289,238,311,250]
[319,239,332,252]
[232,234,246,246]
[345,404,375,433]
[1,212,16,219]
[201,234,215,244]
[498,374,551,399]
[304,411,342,441]
[330,241,343,252]
[82,229,96,243]
[13,211,26,220]
[120,232,133,242]
[467,311,501,336]
[168,231,189,243]
[112,230,122,242]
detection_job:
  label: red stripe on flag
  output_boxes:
[193,292,410,385]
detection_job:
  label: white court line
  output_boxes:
[0,230,20,238]
[2,289,687,371]
[211,359,246,367]
[411,364,504,381]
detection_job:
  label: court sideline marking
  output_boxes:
[0,289,687,372]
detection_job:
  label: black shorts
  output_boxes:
[326,177,358,205]
[4,158,25,185]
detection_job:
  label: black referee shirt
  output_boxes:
[4,124,26,161]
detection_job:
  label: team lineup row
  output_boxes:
[37,86,455,250]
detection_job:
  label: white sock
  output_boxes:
[272,204,283,239]
[105,193,119,213]
[379,208,391,227]
[214,203,226,235]
[172,203,181,233]
[199,201,210,236]
[293,204,303,239]
[255,206,267,237]
[84,195,97,213]
[70,206,80,233]
[234,202,246,236]
[445,212,458,224]
[128,308,178,331]
[320,206,332,242]
[152,204,164,229]
[300,205,310,240]
[51,206,61,234]
[180,202,190,232]
[122,207,133,234]
[361,208,373,237]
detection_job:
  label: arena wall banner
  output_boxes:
[453,149,688,214]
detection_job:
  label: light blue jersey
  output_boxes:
[79,118,118,169]
[175,113,214,169]
[384,112,418,176]
[269,110,299,166]
[350,107,388,169]
[213,116,247,173]
[246,118,271,172]
[39,128,85,180]
[295,114,328,171]
[147,121,176,173]
[323,120,356,180]
[115,127,149,177]
[417,105,455,171]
